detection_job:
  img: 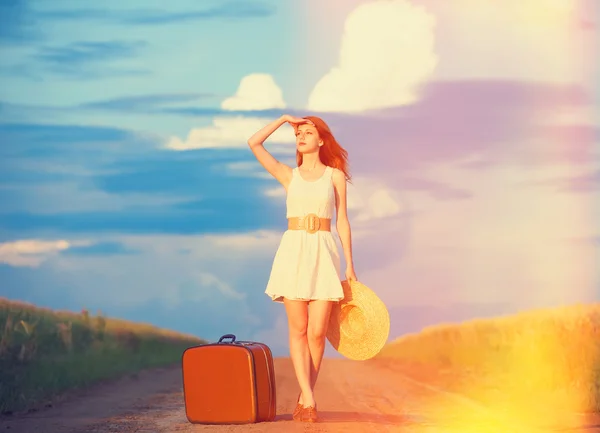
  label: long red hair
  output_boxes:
[296,116,352,183]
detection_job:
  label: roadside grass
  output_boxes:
[0,297,205,414]
[378,303,600,424]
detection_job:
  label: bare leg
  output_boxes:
[306,300,334,399]
[283,298,315,407]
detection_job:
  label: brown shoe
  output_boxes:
[301,405,318,423]
[292,393,303,421]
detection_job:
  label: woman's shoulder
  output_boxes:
[330,167,346,184]
[330,166,343,176]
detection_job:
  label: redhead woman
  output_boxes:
[247,114,357,423]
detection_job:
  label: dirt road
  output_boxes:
[2,358,598,433]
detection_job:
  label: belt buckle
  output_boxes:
[303,213,320,234]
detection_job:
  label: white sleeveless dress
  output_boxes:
[265,165,344,303]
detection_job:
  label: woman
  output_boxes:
[247,114,357,423]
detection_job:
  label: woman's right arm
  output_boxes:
[247,115,293,188]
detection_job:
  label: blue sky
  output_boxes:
[0,0,598,357]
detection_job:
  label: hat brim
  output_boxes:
[326,279,390,361]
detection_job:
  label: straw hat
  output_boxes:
[326,279,390,361]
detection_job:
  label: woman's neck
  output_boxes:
[301,154,322,170]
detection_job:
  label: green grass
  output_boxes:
[0,297,206,414]
[377,303,600,417]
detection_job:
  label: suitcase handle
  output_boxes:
[218,334,236,343]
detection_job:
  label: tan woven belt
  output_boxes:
[288,213,331,234]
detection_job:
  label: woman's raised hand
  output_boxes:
[282,115,313,131]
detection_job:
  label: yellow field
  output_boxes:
[377,302,600,425]
[0,297,205,414]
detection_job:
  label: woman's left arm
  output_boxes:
[333,169,357,281]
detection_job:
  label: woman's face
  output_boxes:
[295,123,322,154]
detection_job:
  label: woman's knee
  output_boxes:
[307,325,327,343]
[289,321,308,339]
[284,299,309,340]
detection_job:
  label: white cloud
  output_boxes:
[198,272,246,300]
[164,116,296,151]
[46,230,284,307]
[346,177,404,223]
[264,186,285,198]
[431,0,591,83]
[205,230,282,251]
[539,105,600,127]
[164,73,293,151]
[307,0,438,113]
[163,271,246,308]
[22,232,270,341]
[221,73,286,111]
[352,158,599,310]
[0,239,89,267]
[224,161,272,180]
[251,312,290,355]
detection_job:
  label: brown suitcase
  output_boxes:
[181,333,277,424]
